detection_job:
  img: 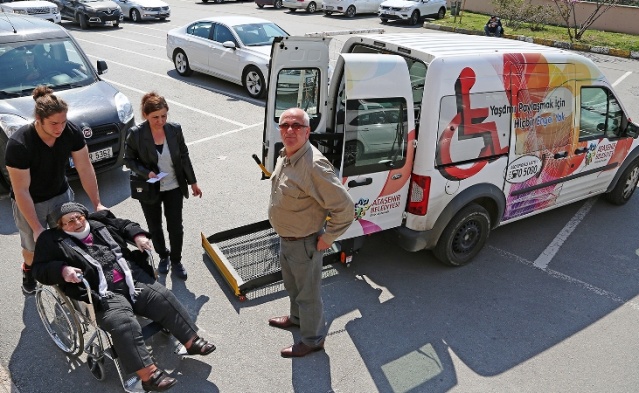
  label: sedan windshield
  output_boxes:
[233,23,289,47]
[0,38,96,96]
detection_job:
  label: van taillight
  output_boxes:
[407,174,431,216]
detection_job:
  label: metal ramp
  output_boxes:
[201,220,348,301]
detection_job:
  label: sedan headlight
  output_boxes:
[141,6,153,10]
[13,9,28,14]
[114,92,134,124]
[0,114,29,138]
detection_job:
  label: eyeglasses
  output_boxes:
[278,123,308,131]
[61,214,85,227]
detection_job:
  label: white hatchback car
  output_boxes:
[166,16,289,99]
[378,0,446,25]
[322,0,383,17]
[112,0,169,22]
[0,1,61,23]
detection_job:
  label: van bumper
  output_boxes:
[385,225,436,252]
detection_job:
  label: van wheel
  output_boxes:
[434,204,490,266]
[243,66,265,99]
[605,159,639,205]
[436,7,445,19]
[79,13,89,29]
[345,5,356,17]
[408,10,420,25]
[173,50,193,76]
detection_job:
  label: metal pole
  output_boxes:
[459,0,467,23]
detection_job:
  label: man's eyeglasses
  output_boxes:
[278,123,308,131]
[61,214,85,227]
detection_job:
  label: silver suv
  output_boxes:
[0,14,134,194]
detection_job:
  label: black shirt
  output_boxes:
[5,122,86,203]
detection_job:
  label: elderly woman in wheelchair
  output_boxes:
[32,202,215,392]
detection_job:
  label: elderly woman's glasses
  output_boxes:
[61,214,85,227]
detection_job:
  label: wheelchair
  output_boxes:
[35,251,188,393]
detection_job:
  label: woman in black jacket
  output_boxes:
[124,92,202,280]
[32,202,215,392]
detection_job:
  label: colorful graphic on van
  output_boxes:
[437,67,509,181]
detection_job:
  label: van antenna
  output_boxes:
[1,10,18,34]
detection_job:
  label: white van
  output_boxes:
[262,33,639,266]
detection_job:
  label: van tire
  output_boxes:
[434,203,490,266]
[605,159,639,205]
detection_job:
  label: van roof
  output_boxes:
[0,14,67,42]
[353,32,567,60]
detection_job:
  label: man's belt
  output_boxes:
[280,233,315,241]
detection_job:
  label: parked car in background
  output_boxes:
[255,0,283,9]
[112,0,169,22]
[0,14,134,195]
[0,0,61,23]
[378,0,445,25]
[166,15,289,99]
[283,0,318,13]
[322,0,383,17]
[54,0,123,29]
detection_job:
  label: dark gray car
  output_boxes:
[54,0,123,29]
[0,14,135,195]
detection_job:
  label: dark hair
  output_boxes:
[141,91,169,116]
[32,85,68,120]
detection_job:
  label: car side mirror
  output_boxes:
[625,121,639,138]
[222,41,237,49]
[96,60,108,75]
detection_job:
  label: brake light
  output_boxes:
[407,174,431,216]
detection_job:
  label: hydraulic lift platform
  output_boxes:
[201,220,357,301]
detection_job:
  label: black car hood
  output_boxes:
[0,81,121,128]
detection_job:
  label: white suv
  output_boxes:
[378,0,446,25]
[0,1,61,23]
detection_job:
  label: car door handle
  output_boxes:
[554,151,568,159]
[348,178,372,188]
[574,147,588,155]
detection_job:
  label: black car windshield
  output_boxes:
[233,23,289,47]
[0,38,96,96]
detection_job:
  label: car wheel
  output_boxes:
[79,13,89,29]
[409,10,420,25]
[257,3,264,7]
[173,50,193,77]
[202,0,208,2]
[113,20,120,28]
[243,66,265,99]
[344,140,363,167]
[131,9,141,22]
[345,5,355,17]
[380,17,388,23]
[433,203,490,266]
[0,138,11,190]
[605,159,639,205]
[436,6,445,19]
[274,0,282,8]
[324,10,332,15]
[214,0,222,3]
[288,7,296,12]
[306,1,316,13]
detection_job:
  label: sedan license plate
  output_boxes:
[69,147,113,168]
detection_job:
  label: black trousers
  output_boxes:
[140,187,184,264]
[96,278,198,374]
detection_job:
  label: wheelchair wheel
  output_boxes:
[86,343,106,381]
[35,286,84,356]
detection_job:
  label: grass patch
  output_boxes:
[430,11,639,52]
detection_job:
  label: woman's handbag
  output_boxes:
[130,174,160,204]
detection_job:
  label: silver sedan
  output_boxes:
[113,0,169,22]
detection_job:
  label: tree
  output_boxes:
[552,0,620,41]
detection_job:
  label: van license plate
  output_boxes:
[69,147,113,168]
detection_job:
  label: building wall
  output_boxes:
[456,0,639,35]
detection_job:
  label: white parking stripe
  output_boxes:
[77,38,170,61]
[90,31,167,42]
[103,78,251,127]
[491,245,639,311]
[186,123,264,147]
[533,197,597,270]
[612,71,632,87]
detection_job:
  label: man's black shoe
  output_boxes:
[157,256,170,275]
[22,264,37,294]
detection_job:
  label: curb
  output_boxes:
[423,22,639,60]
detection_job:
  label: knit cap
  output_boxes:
[51,201,89,224]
